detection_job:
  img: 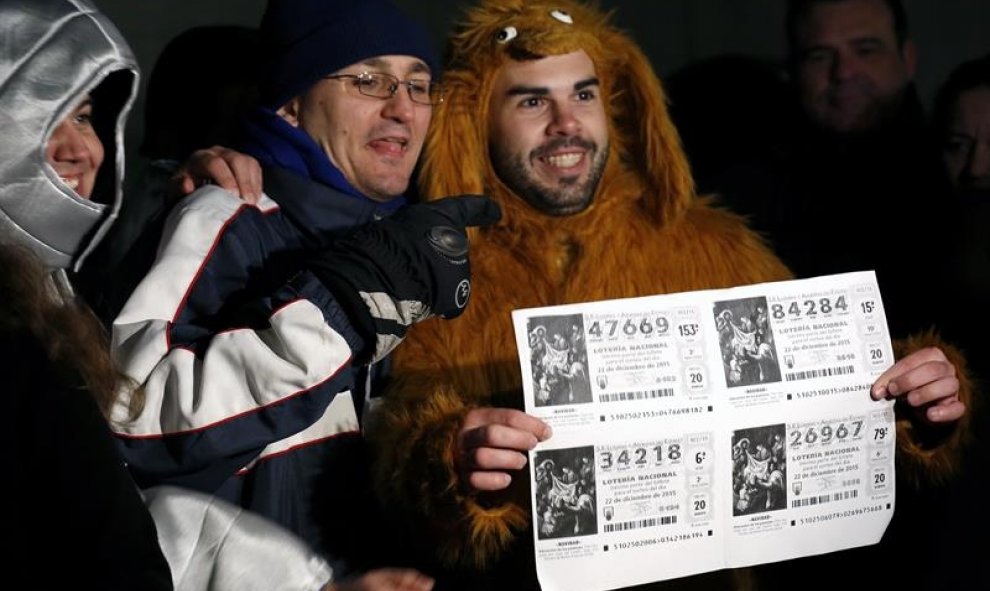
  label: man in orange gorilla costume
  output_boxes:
[368,1,968,587]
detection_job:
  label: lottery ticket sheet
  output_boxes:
[511,272,896,591]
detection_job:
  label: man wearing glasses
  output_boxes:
[111,1,464,588]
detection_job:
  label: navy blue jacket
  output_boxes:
[112,166,399,554]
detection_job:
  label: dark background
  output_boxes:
[94,0,990,167]
[85,1,989,587]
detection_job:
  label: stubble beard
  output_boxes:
[492,137,609,217]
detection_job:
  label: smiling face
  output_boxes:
[792,0,915,134]
[279,54,433,202]
[45,95,104,199]
[488,50,609,216]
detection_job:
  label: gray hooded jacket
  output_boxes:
[0,0,137,273]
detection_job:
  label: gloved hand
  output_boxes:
[309,195,501,363]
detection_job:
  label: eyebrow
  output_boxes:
[575,78,600,91]
[802,35,885,52]
[851,36,885,47]
[506,77,600,96]
[408,61,431,76]
[360,57,431,77]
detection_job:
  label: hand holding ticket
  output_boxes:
[870,346,964,423]
[455,407,553,491]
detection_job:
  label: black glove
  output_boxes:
[309,195,501,362]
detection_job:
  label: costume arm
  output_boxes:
[891,330,973,486]
[369,370,530,570]
[110,187,364,492]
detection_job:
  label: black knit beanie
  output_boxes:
[258,0,439,109]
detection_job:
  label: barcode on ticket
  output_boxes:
[603,514,677,532]
[790,489,858,508]
[598,388,675,403]
[784,365,855,382]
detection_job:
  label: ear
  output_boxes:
[902,40,918,79]
[277,97,302,128]
[606,30,694,225]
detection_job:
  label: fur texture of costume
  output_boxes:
[368,0,970,578]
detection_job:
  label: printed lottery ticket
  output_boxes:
[511,272,896,591]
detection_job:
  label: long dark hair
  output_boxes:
[0,244,123,417]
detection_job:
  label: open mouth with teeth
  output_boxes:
[53,172,94,199]
[532,138,596,177]
[59,176,81,191]
[543,152,585,169]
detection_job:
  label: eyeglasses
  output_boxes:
[324,71,444,106]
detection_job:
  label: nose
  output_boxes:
[547,102,581,137]
[829,50,859,82]
[966,142,990,184]
[49,119,91,164]
[381,83,416,123]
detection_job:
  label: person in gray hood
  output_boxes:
[0,0,137,284]
[0,0,259,292]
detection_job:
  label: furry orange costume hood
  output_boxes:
[419,0,695,228]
